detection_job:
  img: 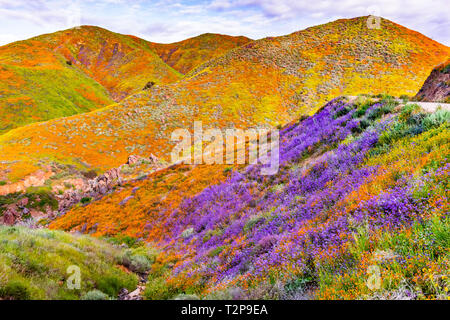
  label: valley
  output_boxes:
[0,15,448,301]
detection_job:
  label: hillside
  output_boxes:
[0,17,448,185]
[148,33,251,74]
[415,59,450,102]
[0,37,114,134]
[50,95,450,300]
[0,225,155,300]
[0,26,181,134]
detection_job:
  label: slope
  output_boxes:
[51,95,450,300]
[0,26,181,134]
[0,16,448,184]
[0,38,113,134]
[148,33,251,74]
[0,225,156,300]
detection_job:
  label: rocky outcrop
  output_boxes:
[1,205,19,225]
[126,154,161,166]
[0,197,48,225]
[0,154,165,226]
[415,59,450,103]
[58,154,163,214]
[57,167,123,213]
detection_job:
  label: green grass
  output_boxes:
[369,104,450,157]
[0,226,152,300]
[0,63,113,134]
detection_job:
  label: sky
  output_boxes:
[0,0,449,46]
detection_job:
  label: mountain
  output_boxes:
[43,26,182,100]
[50,95,450,299]
[148,33,251,74]
[0,17,448,185]
[414,58,450,102]
[0,26,181,134]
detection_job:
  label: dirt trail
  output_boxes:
[410,101,450,112]
[347,96,450,112]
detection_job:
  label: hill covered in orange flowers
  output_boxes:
[0,16,448,185]
[0,26,181,134]
[148,33,251,74]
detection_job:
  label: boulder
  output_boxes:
[126,155,142,165]
[143,81,155,90]
[2,211,16,225]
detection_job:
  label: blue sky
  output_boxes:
[0,0,449,46]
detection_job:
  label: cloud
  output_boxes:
[206,0,450,44]
[0,0,449,46]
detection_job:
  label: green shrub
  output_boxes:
[351,119,370,134]
[108,234,140,247]
[173,294,200,300]
[423,109,450,131]
[429,216,450,249]
[81,289,109,300]
[119,248,154,273]
[80,197,92,204]
[97,276,128,297]
[243,215,264,233]
[25,186,58,211]
[334,106,351,119]
[399,94,410,103]
[208,246,226,257]
[144,275,181,300]
[181,228,195,239]
[441,64,450,73]
[223,167,233,174]
[353,99,374,118]
[0,279,31,300]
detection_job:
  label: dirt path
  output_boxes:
[410,101,450,112]
[347,96,450,112]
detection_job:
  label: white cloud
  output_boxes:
[0,0,448,45]
[0,33,17,46]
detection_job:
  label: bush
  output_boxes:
[208,246,226,257]
[181,228,195,239]
[25,186,58,211]
[173,294,200,300]
[423,109,450,131]
[144,275,181,300]
[119,249,153,273]
[0,280,31,300]
[399,95,410,102]
[441,64,450,73]
[353,99,374,118]
[97,276,128,297]
[366,103,395,121]
[351,119,370,134]
[243,215,264,233]
[80,197,92,204]
[81,289,109,300]
[333,106,351,119]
